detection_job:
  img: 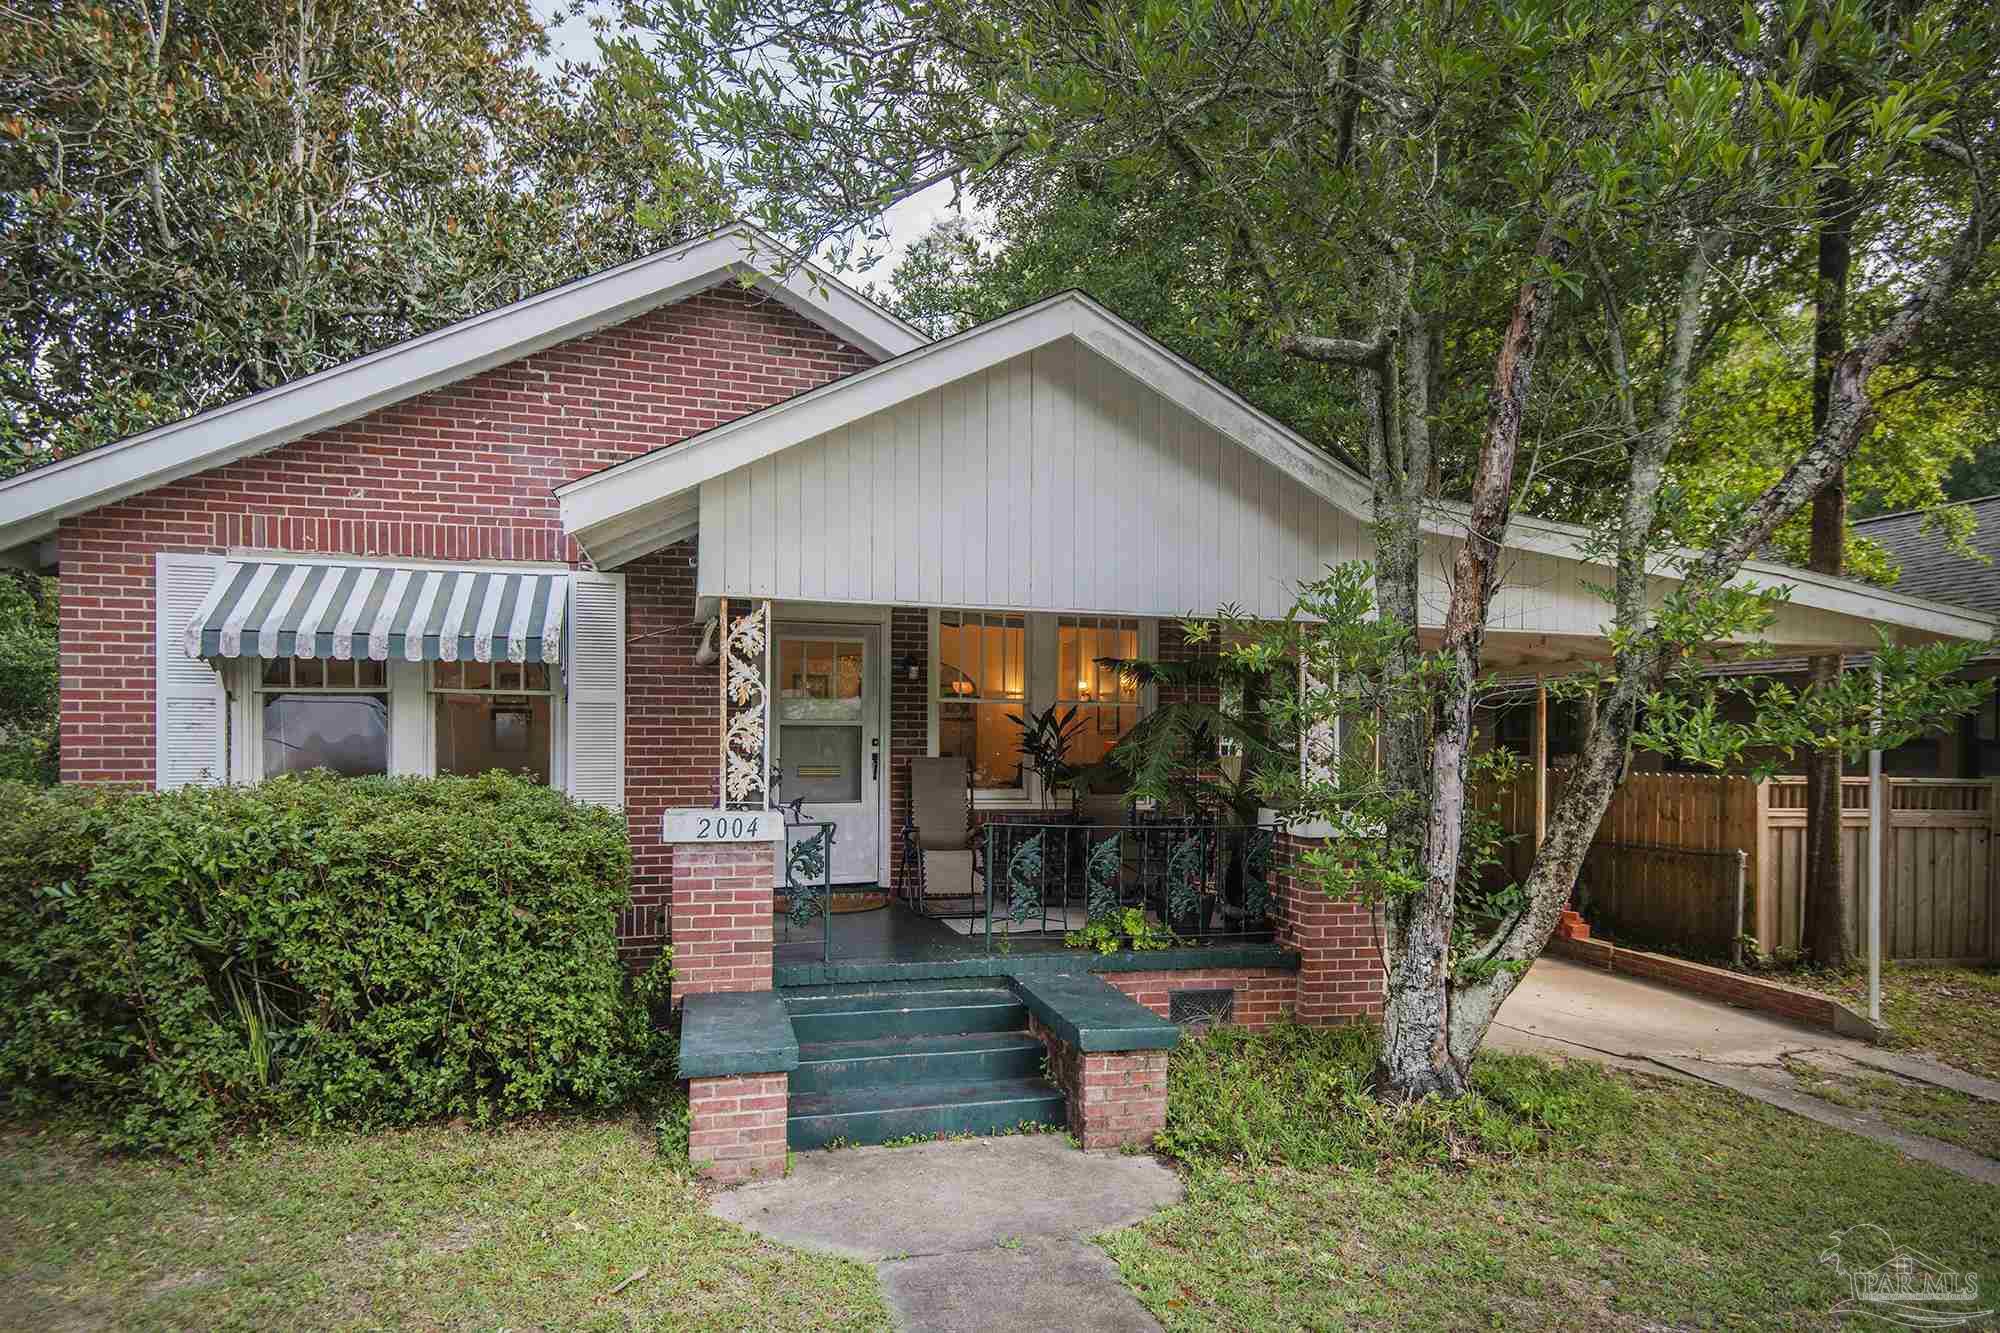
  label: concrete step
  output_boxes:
[785,988,1027,1043]
[786,1077,1067,1150]
[791,1031,1045,1095]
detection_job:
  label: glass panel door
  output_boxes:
[773,624,882,884]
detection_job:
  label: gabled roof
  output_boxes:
[0,223,927,558]
[554,288,1995,645]
[1856,495,2000,618]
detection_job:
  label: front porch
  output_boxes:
[771,896,1299,989]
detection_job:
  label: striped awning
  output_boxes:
[184,560,567,664]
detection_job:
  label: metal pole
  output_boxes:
[1868,664,1885,1027]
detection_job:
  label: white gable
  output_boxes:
[559,291,1993,660]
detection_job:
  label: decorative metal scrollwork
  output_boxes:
[1006,830,1046,925]
[721,601,769,808]
[1242,827,1275,922]
[1166,832,1208,923]
[1086,833,1122,921]
[786,823,834,926]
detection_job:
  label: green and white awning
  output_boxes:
[184,560,567,664]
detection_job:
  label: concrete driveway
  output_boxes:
[1491,955,1849,1069]
[1491,956,2000,1185]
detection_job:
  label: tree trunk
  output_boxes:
[1803,167,1853,968]
[1377,244,1559,1100]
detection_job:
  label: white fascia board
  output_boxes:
[0,223,924,551]
[560,297,1078,535]
[1486,510,1996,640]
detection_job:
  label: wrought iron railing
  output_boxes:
[974,818,1280,953]
[781,818,836,962]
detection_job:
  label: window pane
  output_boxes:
[325,658,355,688]
[263,694,388,778]
[434,660,462,689]
[939,700,1025,790]
[294,657,324,688]
[435,694,551,783]
[1064,703,1139,769]
[779,638,863,721]
[524,663,549,692]
[356,658,386,689]
[461,661,491,691]
[261,658,290,688]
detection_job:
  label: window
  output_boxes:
[1056,616,1140,768]
[937,611,1027,791]
[432,660,554,783]
[256,657,389,778]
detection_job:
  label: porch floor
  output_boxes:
[774,899,1082,967]
[770,898,1295,989]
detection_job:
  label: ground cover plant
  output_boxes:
[1107,1023,2000,1330]
[0,1116,887,1331]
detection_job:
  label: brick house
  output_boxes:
[3,223,1990,1176]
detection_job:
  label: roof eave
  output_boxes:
[0,224,926,553]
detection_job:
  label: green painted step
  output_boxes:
[790,1031,1045,1095]
[786,989,1027,1043]
[786,1077,1066,1150]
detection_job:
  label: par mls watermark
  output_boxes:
[1819,1224,1992,1328]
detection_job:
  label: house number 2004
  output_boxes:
[696,816,761,840]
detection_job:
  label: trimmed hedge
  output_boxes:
[0,772,666,1153]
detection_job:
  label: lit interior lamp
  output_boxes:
[949,678,975,696]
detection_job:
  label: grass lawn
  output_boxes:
[0,1114,887,1332]
[1102,1026,2000,1331]
[1780,962,2000,1080]
[1781,1055,2000,1160]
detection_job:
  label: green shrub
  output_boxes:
[0,772,668,1153]
[1154,1022,1630,1169]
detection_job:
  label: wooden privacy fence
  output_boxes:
[1475,769,2000,963]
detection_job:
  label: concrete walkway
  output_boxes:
[1492,957,2000,1186]
[710,1134,1181,1332]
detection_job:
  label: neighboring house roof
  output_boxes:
[1856,494,2000,618]
[556,288,1995,649]
[0,223,927,560]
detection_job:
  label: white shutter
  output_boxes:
[564,571,625,808]
[156,552,227,789]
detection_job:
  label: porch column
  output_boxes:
[1277,830,1384,1024]
[1533,675,1549,850]
[667,596,779,1005]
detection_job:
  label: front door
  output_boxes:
[773,623,883,885]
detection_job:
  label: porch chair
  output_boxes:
[902,757,981,918]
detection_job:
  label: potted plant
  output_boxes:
[1009,703,1086,811]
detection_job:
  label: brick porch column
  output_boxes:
[666,817,785,1004]
[1277,829,1384,1023]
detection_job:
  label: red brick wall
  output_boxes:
[667,842,777,999]
[55,284,874,961]
[687,1073,789,1183]
[1098,967,1298,1030]
[887,605,930,893]
[1028,1015,1170,1150]
[1276,833,1384,1021]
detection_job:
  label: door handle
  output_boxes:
[871,753,880,782]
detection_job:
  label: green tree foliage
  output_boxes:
[0,573,57,784]
[619,0,2000,1095]
[0,772,670,1154]
[1,0,730,476]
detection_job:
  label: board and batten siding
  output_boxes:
[692,336,1876,648]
